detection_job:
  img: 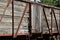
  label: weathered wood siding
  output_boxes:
[0,0,60,35]
[31,5,60,33]
[0,0,29,35]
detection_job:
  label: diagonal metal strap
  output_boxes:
[43,7,50,34]
[0,0,11,22]
[14,3,28,37]
[52,9,59,33]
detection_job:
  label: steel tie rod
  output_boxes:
[12,0,14,37]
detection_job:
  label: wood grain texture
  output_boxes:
[0,0,60,35]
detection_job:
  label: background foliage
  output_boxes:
[40,0,60,7]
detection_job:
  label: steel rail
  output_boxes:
[20,0,60,10]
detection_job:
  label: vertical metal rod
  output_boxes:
[43,7,50,34]
[51,9,53,34]
[52,9,59,33]
[28,3,32,35]
[59,11,60,34]
[12,0,14,37]
[50,9,53,40]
